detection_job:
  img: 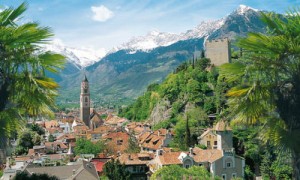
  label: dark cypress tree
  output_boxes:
[185,115,191,148]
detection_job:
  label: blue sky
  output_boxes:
[2,0,300,52]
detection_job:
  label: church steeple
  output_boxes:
[80,75,90,127]
[83,74,88,82]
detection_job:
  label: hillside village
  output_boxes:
[0,38,246,180]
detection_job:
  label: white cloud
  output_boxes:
[91,5,114,22]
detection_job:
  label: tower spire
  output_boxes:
[83,74,88,82]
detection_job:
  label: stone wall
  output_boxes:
[205,38,231,66]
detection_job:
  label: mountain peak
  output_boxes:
[236,4,258,14]
[44,39,106,68]
[148,30,160,36]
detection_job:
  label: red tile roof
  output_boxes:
[45,142,68,149]
[192,147,223,163]
[138,130,169,150]
[45,120,59,128]
[91,161,106,173]
[102,132,130,155]
[56,134,76,140]
[158,152,182,165]
[118,153,154,165]
[46,127,63,134]
[15,156,31,162]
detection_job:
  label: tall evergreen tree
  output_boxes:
[185,115,191,148]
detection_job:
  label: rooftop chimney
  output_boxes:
[189,147,193,155]
[156,149,163,156]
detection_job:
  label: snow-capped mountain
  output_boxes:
[236,4,258,15]
[111,19,224,54]
[112,31,180,53]
[43,39,106,68]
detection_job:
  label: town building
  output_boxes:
[138,129,173,153]
[102,131,130,155]
[118,153,154,180]
[24,160,99,180]
[198,120,233,150]
[148,121,245,179]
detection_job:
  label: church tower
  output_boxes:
[80,75,90,127]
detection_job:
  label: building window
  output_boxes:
[198,163,203,166]
[226,162,231,168]
[117,140,123,145]
[85,97,88,102]
[214,141,217,145]
[222,174,226,180]
[232,173,237,178]
[207,141,210,146]
[185,164,190,168]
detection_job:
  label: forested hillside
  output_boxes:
[119,57,219,120]
[120,54,293,178]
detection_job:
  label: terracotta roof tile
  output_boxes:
[45,142,68,149]
[46,127,63,134]
[15,156,31,162]
[56,134,75,140]
[45,120,59,129]
[158,152,182,165]
[102,132,130,155]
[140,134,164,150]
[192,147,223,163]
[93,125,114,134]
[118,153,154,165]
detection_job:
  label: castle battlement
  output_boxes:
[207,38,230,43]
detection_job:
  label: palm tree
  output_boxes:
[220,10,300,179]
[0,3,65,149]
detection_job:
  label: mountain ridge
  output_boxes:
[55,5,267,107]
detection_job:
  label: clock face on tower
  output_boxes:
[82,83,89,89]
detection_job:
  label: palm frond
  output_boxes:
[219,62,246,83]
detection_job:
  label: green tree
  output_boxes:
[48,134,55,142]
[125,135,140,153]
[14,171,59,180]
[29,123,45,135]
[0,3,65,149]
[185,115,191,148]
[15,130,34,155]
[220,10,300,179]
[150,165,220,180]
[103,159,131,180]
[74,138,105,156]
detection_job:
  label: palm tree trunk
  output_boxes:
[0,80,10,111]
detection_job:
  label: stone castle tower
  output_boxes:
[205,38,231,66]
[80,75,90,127]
